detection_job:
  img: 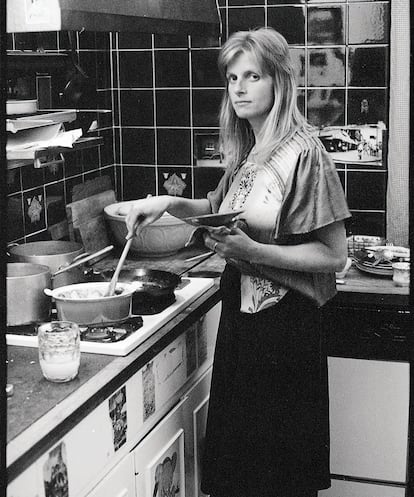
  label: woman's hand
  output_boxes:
[203,225,257,260]
[124,196,170,239]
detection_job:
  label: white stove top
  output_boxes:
[6,278,215,356]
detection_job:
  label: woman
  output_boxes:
[125,28,350,497]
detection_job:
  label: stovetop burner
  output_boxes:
[79,316,143,342]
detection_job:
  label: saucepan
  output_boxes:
[7,263,52,326]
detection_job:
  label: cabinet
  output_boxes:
[86,453,135,497]
[133,369,212,497]
[318,357,410,497]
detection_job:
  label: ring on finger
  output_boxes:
[213,241,218,252]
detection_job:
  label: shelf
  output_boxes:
[7,136,104,170]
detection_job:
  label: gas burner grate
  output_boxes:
[79,316,143,343]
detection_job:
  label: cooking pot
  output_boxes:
[7,263,51,326]
[45,282,136,326]
[8,241,86,288]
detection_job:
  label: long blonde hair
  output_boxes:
[218,27,314,171]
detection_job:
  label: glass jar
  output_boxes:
[38,321,80,382]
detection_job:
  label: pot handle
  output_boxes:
[6,242,19,257]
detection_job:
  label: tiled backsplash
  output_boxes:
[6,0,390,243]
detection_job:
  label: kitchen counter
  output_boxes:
[6,248,410,483]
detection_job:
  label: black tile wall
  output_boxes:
[7,0,391,243]
[6,30,116,243]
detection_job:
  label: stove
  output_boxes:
[6,277,214,356]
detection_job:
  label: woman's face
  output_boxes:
[226,51,275,135]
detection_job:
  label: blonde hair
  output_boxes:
[218,27,314,171]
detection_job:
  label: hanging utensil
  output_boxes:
[52,245,114,277]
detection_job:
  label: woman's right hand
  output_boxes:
[124,196,170,239]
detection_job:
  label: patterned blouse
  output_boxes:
[218,138,301,313]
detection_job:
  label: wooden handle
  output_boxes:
[105,238,133,296]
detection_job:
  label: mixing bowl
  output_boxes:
[104,201,194,257]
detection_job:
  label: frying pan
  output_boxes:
[96,268,182,298]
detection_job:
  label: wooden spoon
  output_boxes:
[105,237,134,297]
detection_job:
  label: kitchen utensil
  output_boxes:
[104,201,194,256]
[38,321,80,383]
[182,209,245,228]
[105,238,133,296]
[45,282,136,326]
[8,240,85,288]
[7,263,51,326]
[53,245,114,277]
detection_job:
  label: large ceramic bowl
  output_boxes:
[104,201,194,257]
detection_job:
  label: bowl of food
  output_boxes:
[104,201,194,257]
[45,282,135,325]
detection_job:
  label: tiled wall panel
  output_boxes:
[7,0,390,243]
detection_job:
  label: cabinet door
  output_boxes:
[182,368,212,497]
[328,357,409,483]
[86,453,135,497]
[134,396,188,497]
[7,463,41,497]
[319,478,406,497]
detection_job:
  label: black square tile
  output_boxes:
[23,187,46,236]
[348,47,388,87]
[308,48,345,87]
[192,89,223,127]
[346,211,385,238]
[21,166,45,191]
[228,7,265,35]
[156,90,190,127]
[307,88,345,128]
[192,49,222,87]
[65,176,84,205]
[97,90,113,116]
[347,171,386,211]
[290,48,305,87]
[155,51,190,87]
[267,6,305,45]
[348,3,389,44]
[122,128,156,164]
[7,33,13,50]
[194,167,226,199]
[99,128,116,167]
[308,6,345,45]
[297,89,306,117]
[44,161,64,184]
[157,129,191,165]
[229,0,263,4]
[119,51,153,88]
[118,32,152,49]
[45,182,66,226]
[7,169,21,195]
[82,147,100,173]
[63,150,83,178]
[347,89,387,126]
[122,166,157,201]
[120,90,154,126]
[78,51,98,81]
[154,33,189,49]
[268,0,306,4]
[158,167,193,198]
[7,194,24,242]
[112,52,119,90]
[96,51,112,90]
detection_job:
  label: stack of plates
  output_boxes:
[354,246,410,277]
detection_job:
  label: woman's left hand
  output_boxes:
[203,225,256,260]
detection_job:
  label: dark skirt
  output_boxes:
[201,264,331,497]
